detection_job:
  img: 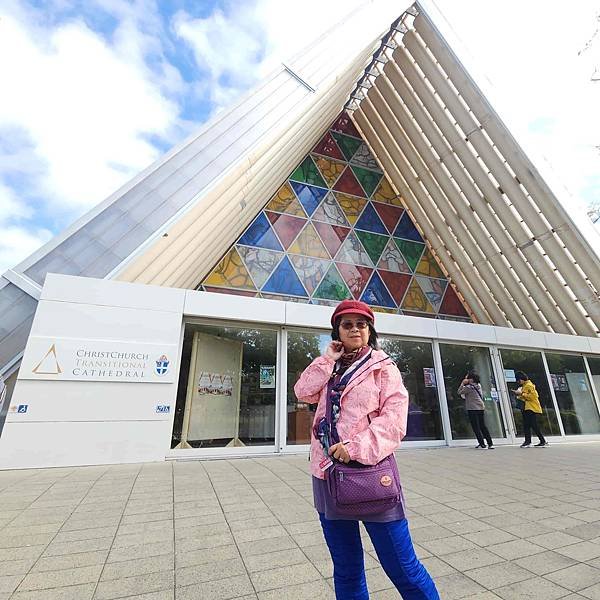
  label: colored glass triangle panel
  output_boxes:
[262,256,308,297]
[334,192,368,225]
[415,276,448,312]
[350,142,381,171]
[289,255,330,295]
[360,271,396,308]
[334,231,374,267]
[331,131,362,162]
[373,178,403,206]
[373,203,404,235]
[333,166,366,197]
[312,131,345,161]
[312,192,350,227]
[336,263,373,299]
[290,181,328,216]
[415,248,446,279]
[355,230,389,265]
[355,202,388,235]
[288,222,329,259]
[238,213,283,251]
[237,246,283,288]
[289,155,327,188]
[330,112,361,138]
[350,165,383,198]
[203,247,256,290]
[439,285,470,317]
[265,183,306,217]
[312,156,346,188]
[265,212,306,249]
[377,239,411,274]
[394,238,425,272]
[401,279,436,313]
[313,221,349,258]
[393,212,423,242]
[314,264,352,301]
[378,271,412,305]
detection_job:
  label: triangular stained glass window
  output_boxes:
[331,131,362,162]
[372,178,403,206]
[351,165,383,198]
[289,256,330,295]
[378,239,411,274]
[262,256,308,297]
[415,248,446,279]
[312,156,346,189]
[237,246,283,288]
[354,202,388,235]
[203,247,256,291]
[289,156,327,188]
[335,231,374,267]
[313,222,349,258]
[335,193,368,225]
[439,285,470,317]
[355,230,389,266]
[290,182,328,216]
[238,213,283,251]
[401,279,436,313]
[330,112,361,138]
[337,263,372,299]
[288,222,329,259]
[415,276,448,312]
[312,193,350,227]
[373,203,404,235]
[360,271,396,308]
[350,142,381,171]
[393,212,423,242]
[265,183,307,217]
[314,263,352,301]
[266,212,306,249]
[333,166,366,197]
[394,238,425,272]
[312,131,345,161]
[378,271,412,306]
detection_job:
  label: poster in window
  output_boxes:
[423,367,436,388]
[260,365,276,389]
[550,373,569,392]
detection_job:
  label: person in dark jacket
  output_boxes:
[458,372,494,449]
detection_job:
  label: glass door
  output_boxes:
[439,343,506,442]
[499,349,561,438]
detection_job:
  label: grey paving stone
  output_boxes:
[493,575,569,599]
[0,574,22,595]
[486,539,545,560]
[10,583,96,600]
[545,563,600,592]
[108,540,174,563]
[517,549,578,575]
[32,550,109,572]
[463,561,534,589]
[44,537,114,557]
[176,573,254,600]
[175,544,240,569]
[564,522,600,540]
[555,541,600,561]
[94,570,174,599]
[442,548,505,571]
[17,564,103,592]
[419,535,479,556]
[256,579,335,600]
[250,561,322,592]
[242,548,308,573]
[419,556,457,577]
[433,572,487,599]
[101,554,174,581]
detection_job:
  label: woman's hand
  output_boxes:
[461,378,469,386]
[325,341,344,361]
[329,442,350,463]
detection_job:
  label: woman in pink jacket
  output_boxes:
[294,299,439,600]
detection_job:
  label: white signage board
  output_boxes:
[20,337,178,383]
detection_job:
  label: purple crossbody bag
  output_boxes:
[325,355,402,517]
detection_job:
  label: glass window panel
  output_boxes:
[499,349,560,436]
[286,330,330,445]
[440,343,506,440]
[587,356,600,418]
[379,338,444,440]
[173,322,277,448]
[545,353,600,434]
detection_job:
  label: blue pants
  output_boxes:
[319,514,440,600]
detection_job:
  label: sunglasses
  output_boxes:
[339,319,369,330]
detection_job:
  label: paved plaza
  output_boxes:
[1,444,600,599]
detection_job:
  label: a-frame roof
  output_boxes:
[2,1,600,379]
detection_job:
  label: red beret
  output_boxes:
[330,300,374,327]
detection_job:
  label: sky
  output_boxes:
[0,0,598,275]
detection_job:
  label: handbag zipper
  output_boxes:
[339,471,344,482]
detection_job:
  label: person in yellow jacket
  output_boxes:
[515,371,548,448]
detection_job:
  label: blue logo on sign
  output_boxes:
[156,405,170,414]
[17,405,28,413]
[155,355,169,376]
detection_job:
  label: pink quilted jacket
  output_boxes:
[294,349,409,479]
